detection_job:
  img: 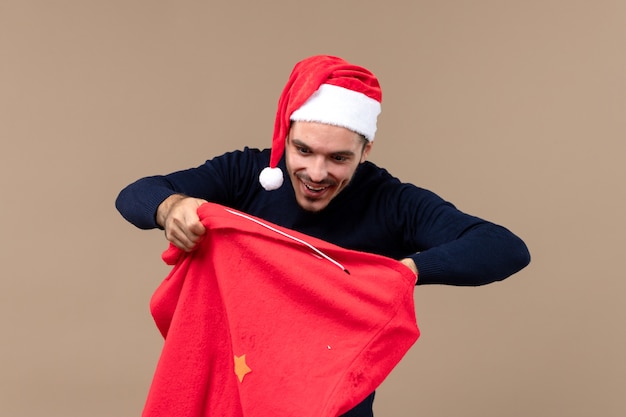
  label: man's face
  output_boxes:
[285,121,373,212]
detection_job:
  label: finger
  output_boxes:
[169,231,196,252]
[178,223,207,252]
[188,219,206,237]
[165,222,195,252]
[176,218,203,245]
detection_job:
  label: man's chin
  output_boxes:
[296,196,330,212]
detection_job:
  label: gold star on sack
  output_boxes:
[234,354,252,382]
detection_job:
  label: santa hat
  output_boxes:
[259,55,383,191]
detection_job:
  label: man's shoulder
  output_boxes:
[351,161,442,202]
[354,161,400,185]
[218,146,270,157]
[242,146,271,154]
[209,147,271,165]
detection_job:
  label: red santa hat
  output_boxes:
[259,55,383,191]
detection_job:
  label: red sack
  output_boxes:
[144,202,419,417]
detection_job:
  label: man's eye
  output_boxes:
[332,155,348,162]
[297,147,310,154]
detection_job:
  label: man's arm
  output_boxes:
[115,148,266,231]
[409,220,530,286]
[387,184,530,286]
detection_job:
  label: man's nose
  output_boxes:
[308,156,328,182]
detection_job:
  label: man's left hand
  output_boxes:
[399,258,418,281]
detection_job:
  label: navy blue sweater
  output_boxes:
[116,147,530,287]
[115,147,530,417]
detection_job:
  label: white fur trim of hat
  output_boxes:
[290,84,381,142]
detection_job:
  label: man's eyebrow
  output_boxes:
[290,138,356,156]
[291,139,308,147]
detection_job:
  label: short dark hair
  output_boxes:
[358,134,369,152]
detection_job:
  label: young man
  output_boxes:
[116,55,530,416]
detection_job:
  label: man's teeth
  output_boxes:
[305,183,326,192]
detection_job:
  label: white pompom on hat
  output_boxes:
[259,55,382,191]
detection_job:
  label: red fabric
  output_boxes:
[143,202,419,417]
[270,55,382,170]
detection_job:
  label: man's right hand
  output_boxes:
[156,194,208,252]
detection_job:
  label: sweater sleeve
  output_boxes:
[392,185,530,286]
[114,148,267,230]
[411,221,530,286]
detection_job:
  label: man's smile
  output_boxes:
[299,176,334,196]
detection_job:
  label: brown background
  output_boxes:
[1,1,624,416]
